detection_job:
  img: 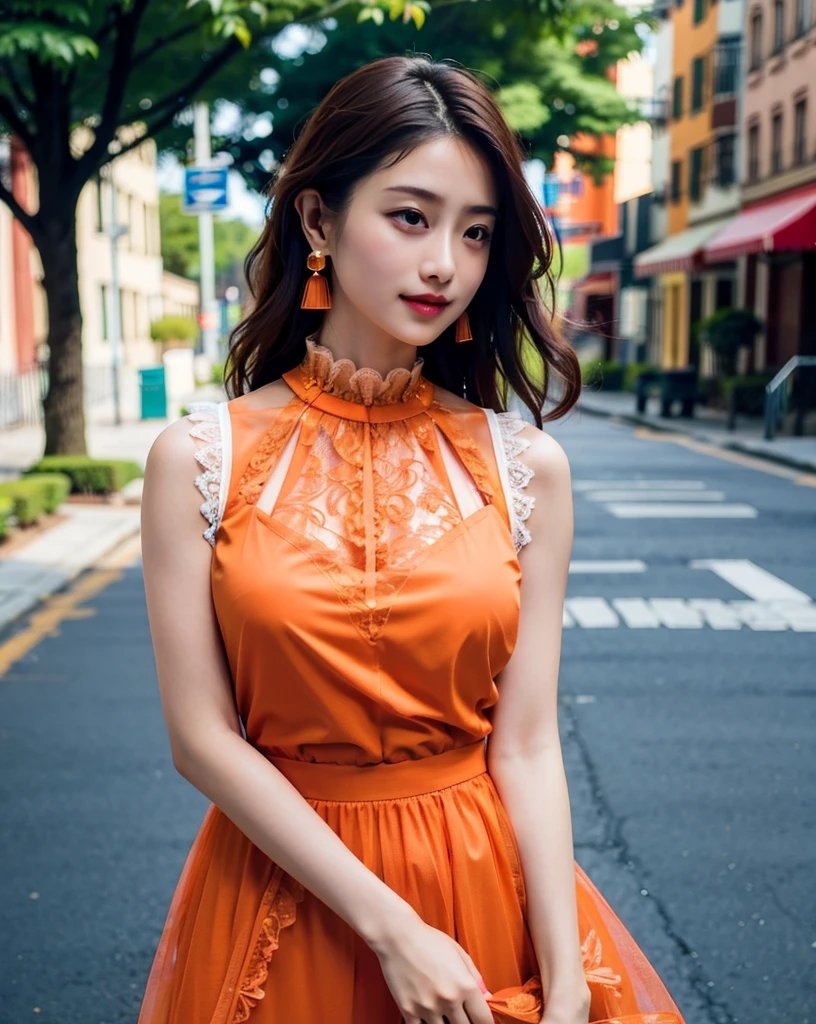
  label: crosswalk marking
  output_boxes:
[562,597,816,630]
[605,503,758,518]
[573,480,708,491]
[569,560,647,573]
[690,559,812,603]
[584,490,727,503]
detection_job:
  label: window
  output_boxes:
[794,97,807,165]
[750,9,763,69]
[671,160,682,202]
[673,76,684,119]
[715,278,734,309]
[771,110,784,172]
[716,132,737,185]
[773,0,786,52]
[748,122,761,181]
[713,37,741,95]
[95,176,104,232]
[694,0,706,23]
[690,146,705,201]
[691,56,706,112]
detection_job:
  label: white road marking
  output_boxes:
[611,598,662,628]
[690,559,812,603]
[565,598,620,628]
[687,599,744,630]
[573,480,708,491]
[606,503,758,518]
[648,599,706,628]
[569,560,648,573]
[584,491,727,503]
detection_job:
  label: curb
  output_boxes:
[578,399,816,475]
[0,508,142,638]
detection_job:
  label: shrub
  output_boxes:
[721,374,774,416]
[698,308,762,377]
[581,359,625,391]
[0,478,48,525]
[624,362,660,392]
[20,472,72,513]
[24,457,143,494]
[150,315,198,346]
[0,496,13,540]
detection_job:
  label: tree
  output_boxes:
[159,191,258,285]
[155,0,651,192]
[0,0,451,454]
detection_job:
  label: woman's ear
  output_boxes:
[294,188,332,255]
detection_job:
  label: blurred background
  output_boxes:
[0,2,814,1023]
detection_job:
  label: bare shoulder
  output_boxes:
[514,421,572,492]
[229,378,297,413]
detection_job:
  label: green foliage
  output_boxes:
[150,314,198,344]
[581,358,624,390]
[159,192,258,281]
[623,361,659,392]
[189,0,651,193]
[24,457,144,494]
[20,472,73,512]
[698,308,763,377]
[0,495,13,540]
[0,476,63,525]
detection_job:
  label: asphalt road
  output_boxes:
[1,408,814,1024]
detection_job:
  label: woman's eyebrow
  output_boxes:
[383,185,498,217]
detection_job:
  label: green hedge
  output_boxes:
[0,496,13,540]
[21,472,73,513]
[624,362,660,392]
[0,475,71,526]
[24,456,143,494]
[581,359,625,391]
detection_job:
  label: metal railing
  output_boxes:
[764,355,816,439]
[0,362,117,429]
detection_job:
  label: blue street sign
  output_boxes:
[183,167,229,214]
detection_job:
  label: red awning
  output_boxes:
[703,185,816,263]
[571,271,614,294]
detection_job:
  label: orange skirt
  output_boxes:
[138,742,683,1024]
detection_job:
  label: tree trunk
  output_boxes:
[38,212,87,456]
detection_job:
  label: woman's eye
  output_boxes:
[467,226,492,243]
[391,209,426,227]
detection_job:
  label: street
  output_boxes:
[1,410,814,1024]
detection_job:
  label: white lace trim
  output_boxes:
[188,401,224,547]
[495,411,535,552]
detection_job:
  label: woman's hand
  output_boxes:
[371,911,495,1024]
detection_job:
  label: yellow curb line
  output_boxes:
[0,530,142,678]
[631,426,816,486]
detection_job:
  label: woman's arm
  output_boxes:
[140,417,419,949]
[486,427,591,1024]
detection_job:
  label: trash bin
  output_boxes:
[139,366,167,419]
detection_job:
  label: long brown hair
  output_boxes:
[226,54,581,428]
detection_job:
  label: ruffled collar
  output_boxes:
[297,333,426,406]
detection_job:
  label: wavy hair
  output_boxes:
[225,54,581,428]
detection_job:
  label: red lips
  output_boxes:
[401,292,450,305]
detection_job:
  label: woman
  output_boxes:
[139,55,685,1024]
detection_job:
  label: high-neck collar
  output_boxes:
[297,333,426,407]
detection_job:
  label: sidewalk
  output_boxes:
[578,389,816,473]
[0,384,227,636]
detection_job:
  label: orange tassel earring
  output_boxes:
[301,250,332,309]
[455,308,473,343]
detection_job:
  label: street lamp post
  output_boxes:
[98,169,129,427]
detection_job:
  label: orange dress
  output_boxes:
[139,335,685,1024]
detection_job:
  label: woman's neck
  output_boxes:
[313,316,420,377]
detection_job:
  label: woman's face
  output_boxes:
[312,136,499,351]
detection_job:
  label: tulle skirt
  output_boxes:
[137,741,684,1024]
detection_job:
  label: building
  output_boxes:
[634,0,747,373]
[702,0,816,368]
[1,130,198,424]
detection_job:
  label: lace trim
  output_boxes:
[300,333,425,405]
[495,412,535,552]
[232,868,306,1023]
[188,401,223,547]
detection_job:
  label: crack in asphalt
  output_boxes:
[561,697,737,1024]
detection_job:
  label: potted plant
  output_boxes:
[697,308,762,378]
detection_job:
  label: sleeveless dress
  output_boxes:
[138,335,685,1024]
